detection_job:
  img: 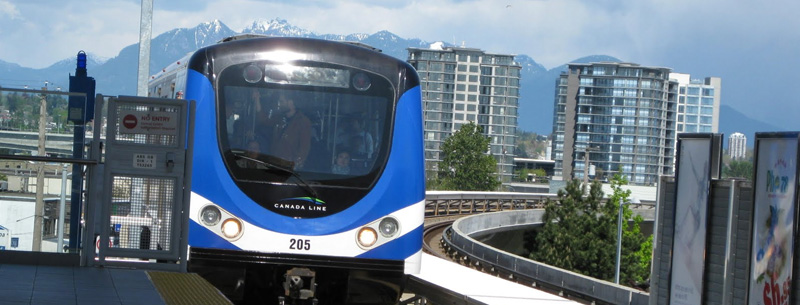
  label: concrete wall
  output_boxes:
[0,199,35,251]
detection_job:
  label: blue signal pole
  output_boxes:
[67,51,95,252]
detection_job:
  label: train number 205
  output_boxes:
[290,239,311,251]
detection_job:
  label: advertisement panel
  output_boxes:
[670,136,713,305]
[749,134,799,305]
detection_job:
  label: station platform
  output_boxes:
[412,253,579,304]
[0,262,231,305]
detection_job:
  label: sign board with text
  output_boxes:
[119,109,179,136]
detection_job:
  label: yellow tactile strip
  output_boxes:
[147,271,233,305]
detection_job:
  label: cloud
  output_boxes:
[0,0,20,19]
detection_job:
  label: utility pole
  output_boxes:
[32,85,47,251]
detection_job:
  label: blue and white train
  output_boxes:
[149,35,424,304]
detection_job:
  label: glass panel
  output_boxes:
[0,88,89,159]
[218,62,393,188]
[0,161,73,253]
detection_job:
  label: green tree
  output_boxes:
[606,174,652,285]
[530,174,652,287]
[723,160,753,180]
[531,178,606,273]
[436,122,500,191]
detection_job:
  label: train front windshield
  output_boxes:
[217,61,394,189]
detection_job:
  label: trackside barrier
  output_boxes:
[425,191,557,216]
[425,191,655,218]
[443,209,650,305]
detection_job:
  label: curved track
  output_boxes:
[422,219,454,260]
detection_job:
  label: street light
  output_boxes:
[615,196,640,284]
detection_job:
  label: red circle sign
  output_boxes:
[123,114,138,129]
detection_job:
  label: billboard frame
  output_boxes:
[746,132,800,305]
[667,133,717,305]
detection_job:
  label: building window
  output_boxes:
[622,117,636,125]
[592,67,606,75]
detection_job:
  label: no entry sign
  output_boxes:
[119,109,179,136]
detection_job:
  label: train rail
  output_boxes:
[421,219,454,260]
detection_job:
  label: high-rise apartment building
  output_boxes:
[671,73,721,133]
[407,46,521,182]
[728,132,747,160]
[551,62,677,186]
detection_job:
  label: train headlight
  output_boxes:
[200,206,221,226]
[357,227,378,248]
[221,218,243,240]
[378,217,399,238]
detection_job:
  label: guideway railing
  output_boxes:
[425,191,556,217]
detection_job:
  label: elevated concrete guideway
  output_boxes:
[439,202,655,305]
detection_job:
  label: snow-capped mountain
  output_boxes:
[0,18,780,136]
[242,18,313,37]
[240,19,429,60]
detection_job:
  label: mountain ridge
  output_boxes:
[0,18,779,137]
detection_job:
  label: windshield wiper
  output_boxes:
[231,151,319,199]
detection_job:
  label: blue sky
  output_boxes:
[0,0,798,126]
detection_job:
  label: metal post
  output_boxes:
[615,196,623,284]
[57,164,68,252]
[68,126,84,253]
[136,0,153,97]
